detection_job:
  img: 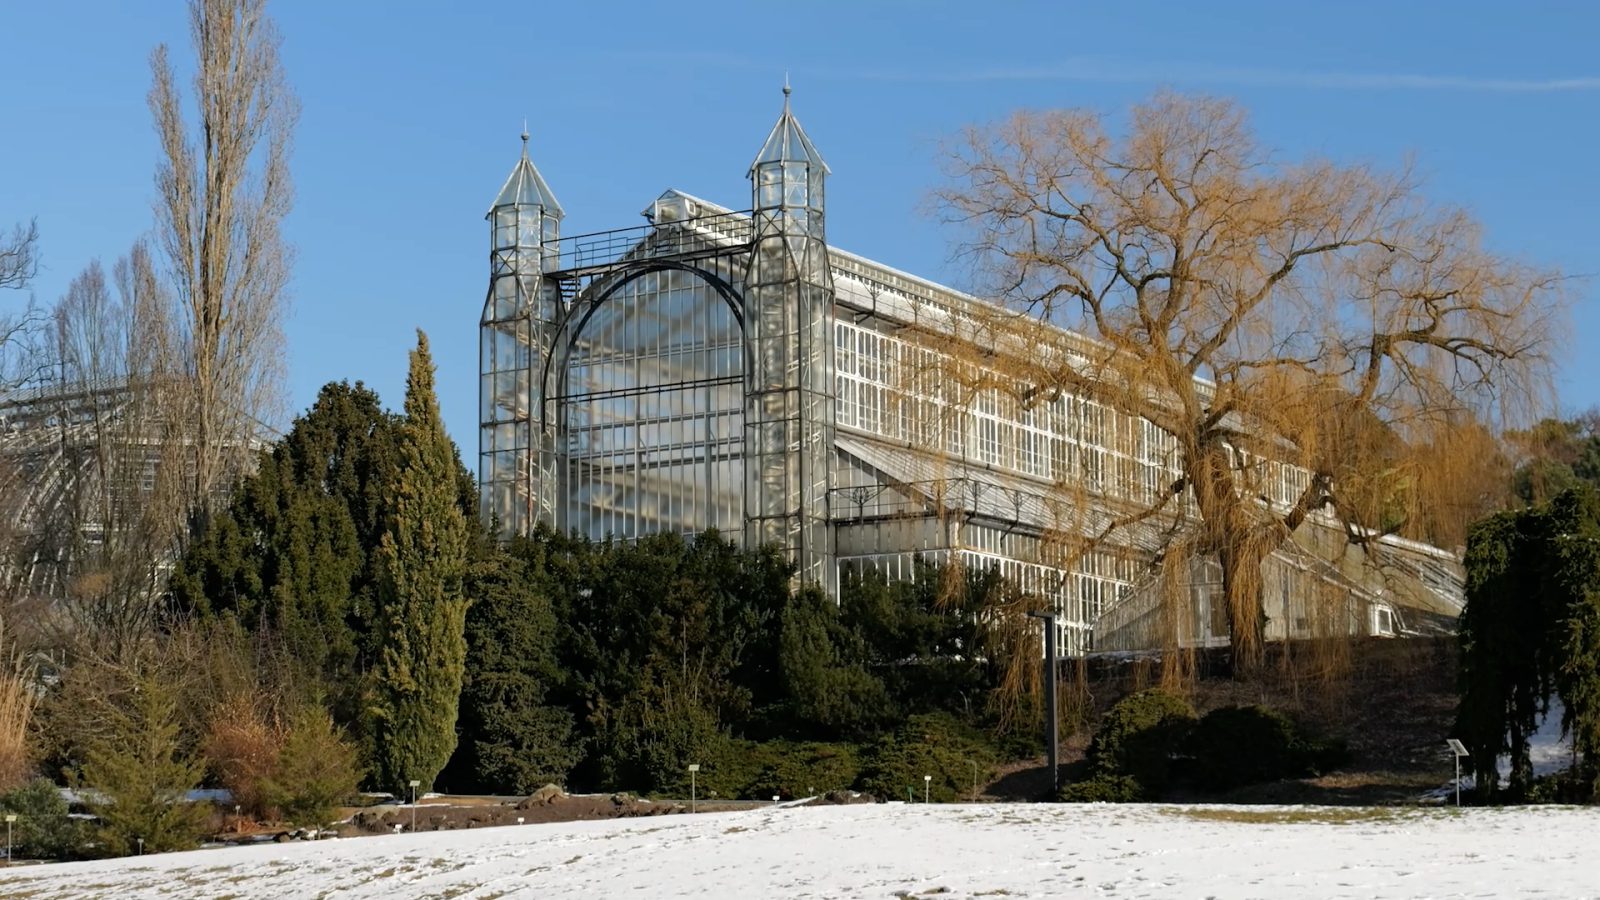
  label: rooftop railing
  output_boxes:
[545,209,754,276]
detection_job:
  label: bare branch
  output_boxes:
[0,219,39,292]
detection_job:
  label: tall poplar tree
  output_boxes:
[365,331,469,795]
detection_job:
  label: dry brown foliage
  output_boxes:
[937,92,1564,675]
[0,624,38,791]
[202,690,284,819]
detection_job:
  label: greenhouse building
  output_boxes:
[477,90,1463,656]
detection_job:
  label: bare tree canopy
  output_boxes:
[939,92,1564,670]
[0,219,40,292]
[149,0,295,509]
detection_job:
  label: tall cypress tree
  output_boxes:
[366,331,470,795]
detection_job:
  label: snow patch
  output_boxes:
[2,803,1597,899]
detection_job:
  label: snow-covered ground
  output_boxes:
[2,803,1596,899]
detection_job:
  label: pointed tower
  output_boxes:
[743,84,836,589]
[479,129,564,536]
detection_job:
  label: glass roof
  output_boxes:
[749,88,829,175]
[488,136,564,218]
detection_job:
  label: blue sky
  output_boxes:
[2,1,1597,455]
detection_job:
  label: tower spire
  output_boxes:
[488,128,564,218]
[749,80,828,177]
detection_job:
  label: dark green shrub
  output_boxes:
[856,713,995,803]
[1186,705,1349,790]
[742,741,861,800]
[1186,705,1298,789]
[0,779,90,860]
[593,689,740,798]
[1059,774,1142,803]
[1298,734,1350,776]
[1084,689,1196,797]
[1526,766,1595,804]
[261,705,365,827]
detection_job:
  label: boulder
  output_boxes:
[516,784,566,809]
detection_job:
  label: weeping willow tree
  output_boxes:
[936,92,1561,676]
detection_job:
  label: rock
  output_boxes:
[609,792,635,806]
[516,784,566,809]
[273,831,293,843]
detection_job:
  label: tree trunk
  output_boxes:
[1219,541,1268,678]
[1190,440,1270,678]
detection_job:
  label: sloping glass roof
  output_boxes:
[834,433,1170,553]
[749,88,830,175]
[488,137,564,218]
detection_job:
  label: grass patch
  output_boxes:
[1164,806,1452,826]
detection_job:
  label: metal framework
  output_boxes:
[0,377,268,602]
[477,93,1466,653]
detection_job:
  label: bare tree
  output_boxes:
[0,219,39,292]
[149,0,294,512]
[939,93,1563,672]
[0,218,47,391]
[3,247,190,657]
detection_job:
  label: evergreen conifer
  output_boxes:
[365,331,470,795]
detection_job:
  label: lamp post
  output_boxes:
[408,780,421,833]
[1446,739,1469,807]
[1027,610,1061,795]
[688,764,700,814]
[923,775,931,804]
[136,837,144,856]
[5,813,14,862]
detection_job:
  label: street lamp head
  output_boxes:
[408,779,421,788]
[687,764,700,772]
[3,814,14,823]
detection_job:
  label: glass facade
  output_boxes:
[556,263,745,539]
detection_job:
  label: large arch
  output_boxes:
[544,260,749,540]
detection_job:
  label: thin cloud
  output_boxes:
[844,59,1600,93]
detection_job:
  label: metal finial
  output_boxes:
[783,72,791,97]
[520,119,529,154]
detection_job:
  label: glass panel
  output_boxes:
[559,260,745,541]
